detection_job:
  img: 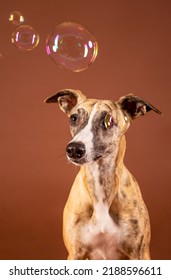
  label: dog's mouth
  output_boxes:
[67,156,87,165]
[93,155,103,161]
[66,153,104,166]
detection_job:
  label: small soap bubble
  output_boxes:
[11,25,39,52]
[46,22,98,72]
[9,11,24,26]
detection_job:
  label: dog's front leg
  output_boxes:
[62,172,92,260]
[63,208,89,260]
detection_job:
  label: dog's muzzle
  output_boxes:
[66,142,86,162]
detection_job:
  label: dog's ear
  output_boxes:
[117,94,163,120]
[44,89,86,115]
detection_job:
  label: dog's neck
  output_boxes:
[81,135,126,206]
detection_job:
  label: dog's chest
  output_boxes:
[80,201,121,259]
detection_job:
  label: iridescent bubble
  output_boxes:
[11,25,39,52]
[9,11,24,26]
[46,22,98,72]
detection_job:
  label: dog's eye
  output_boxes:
[70,114,79,125]
[102,114,114,129]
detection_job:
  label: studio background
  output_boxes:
[0,0,170,259]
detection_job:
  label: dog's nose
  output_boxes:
[66,142,86,159]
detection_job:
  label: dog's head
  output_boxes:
[45,89,162,165]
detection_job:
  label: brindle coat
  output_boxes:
[45,89,162,260]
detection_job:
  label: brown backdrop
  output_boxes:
[0,0,170,260]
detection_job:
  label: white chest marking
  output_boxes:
[80,200,120,259]
[80,163,120,259]
[81,201,119,240]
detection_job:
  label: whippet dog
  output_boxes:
[45,89,162,260]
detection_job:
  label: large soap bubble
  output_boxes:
[46,22,98,72]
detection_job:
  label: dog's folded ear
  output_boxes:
[44,89,86,115]
[118,94,163,120]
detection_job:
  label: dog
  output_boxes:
[45,89,162,260]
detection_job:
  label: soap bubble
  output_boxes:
[9,11,24,26]
[11,25,39,52]
[46,22,98,72]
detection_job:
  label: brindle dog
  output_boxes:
[45,89,162,260]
